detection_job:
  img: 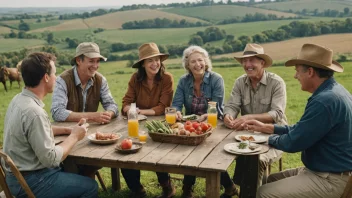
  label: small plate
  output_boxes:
[115,142,143,154]
[87,133,122,145]
[234,134,267,143]
[224,142,262,154]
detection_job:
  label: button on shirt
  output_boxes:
[3,89,63,172]
[51,66,118,121]
[224,71,287,124]
[270,78,352,173]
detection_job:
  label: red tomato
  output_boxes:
[207,123,212,128]
[185,121,192,126]
[189,127,195,133]
[185,125,192,131]
[200,122,209,132]
[192,122,200,129]
[121,139,132,150]
[196,126,202,132]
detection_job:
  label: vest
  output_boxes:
[60,68,102,112]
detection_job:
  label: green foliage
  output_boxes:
[122,18,209,29]
[18,22,30,31]
[188,35,204,46]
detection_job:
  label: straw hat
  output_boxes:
[285,43,343,72]
[132,43,169,68]
[234,43,272,68]
[70,42,107,66]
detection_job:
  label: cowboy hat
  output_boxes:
[285,43,343,73]
[234,43,272,68]
[132,43,169,68]
[70,42,107,66]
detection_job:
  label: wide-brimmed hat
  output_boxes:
[285,43,343,73]
[70,42,107,66]
[132,43,169,68]
[234,43,272,68]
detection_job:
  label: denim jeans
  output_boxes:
[6,167,98,198]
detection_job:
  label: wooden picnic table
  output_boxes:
[53,116,269,198]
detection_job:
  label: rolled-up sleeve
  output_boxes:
[100,76,118,117]
[27,115,63,167]
[224,79,241,118]
[267,79,287,124]
[152,74,174,115]
[51,76,72,121]
[212,76,225,119]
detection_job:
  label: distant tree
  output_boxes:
[18,22,30,31]
[46,32,54,44]
[222,43,233,53]
[9,30,17,38]
[188,35,204,46]
[36,18,41,23]
[18,31,26,39]
[225,35,234,42]
[344,7,350,15]
[252,33,268,43]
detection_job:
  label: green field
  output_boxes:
[163,5,297,23]
[0,61,351,197]
[0,38,46,53]
[94,17,342,46]
[255,0,352,12]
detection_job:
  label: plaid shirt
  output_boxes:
[191,90,208,116]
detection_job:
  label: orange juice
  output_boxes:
[128,119,139,137]
[139,134,147,143]
[207,113,217,128]
[165,114,176,124]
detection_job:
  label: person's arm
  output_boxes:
[100,76,118,118]
[211,74,225,119]
[267,78,287,124]
[172,76,186,120]
[66,111,111,124]
[151,73,174,115]
[52,126,71,136]
[122,73,137,116]
[224,78,242,119]
[269,101,331,153]
[51,76,72,122]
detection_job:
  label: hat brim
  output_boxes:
[132,53,169,68]
[70,52,107,66]
[234,54,272,68]
[285,59,343,73]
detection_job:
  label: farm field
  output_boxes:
[0,38,46,53]
[255,0,352,12]
[0,26,12,34]
[213,33,352,62]
[0,61,351,197]
[163,5,297,23]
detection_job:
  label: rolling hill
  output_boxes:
[163,5,297,23]
[213,33,352,62]
[0,38,46,53]
[30,9,208,32]
[255,0,352,12]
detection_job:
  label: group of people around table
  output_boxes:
[2,39,352,198]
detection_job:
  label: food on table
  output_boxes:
[182,114,198,121]
[145,120,211,136]
[120,138,133,150]
[238,142,248,149]
[239,135,255,141]
[95,131,119,140]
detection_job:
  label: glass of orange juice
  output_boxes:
[207,101,217,128]
[128,119,139,138]
[139,131,147,144]
[165,107,176,125]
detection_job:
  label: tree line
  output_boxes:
[0,14,53,21]
[218,13,302,25]
[122,18,209,29]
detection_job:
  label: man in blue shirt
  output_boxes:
[243,43,352,198]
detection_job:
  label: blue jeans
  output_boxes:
[6,167,98,198]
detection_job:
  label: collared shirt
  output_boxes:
[51,66,118,121]
[270,78,352,173]
[224,71,287,124]
[3,89,63,172]
[122,72,174,116]
[172,71,225,119]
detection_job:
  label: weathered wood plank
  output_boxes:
[157,144,196,166]
[181,124,231,168]
[206,171,220,198]
[139,143,177,164]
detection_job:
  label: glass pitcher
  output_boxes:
[207,101,217,128]
[128,103,139,138]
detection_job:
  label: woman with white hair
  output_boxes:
[171,46,237,198]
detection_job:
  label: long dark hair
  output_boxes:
[137,61,165,82]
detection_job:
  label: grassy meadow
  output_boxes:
[0,60,351,197]
[163,5,297,23]
[255,0,352,12]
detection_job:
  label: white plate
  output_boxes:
[234,134,267,143]
[224,142,262,154]
[88,133,122,145]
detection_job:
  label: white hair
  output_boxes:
[182,45,212,73]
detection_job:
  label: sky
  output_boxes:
[0,0,222,8]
